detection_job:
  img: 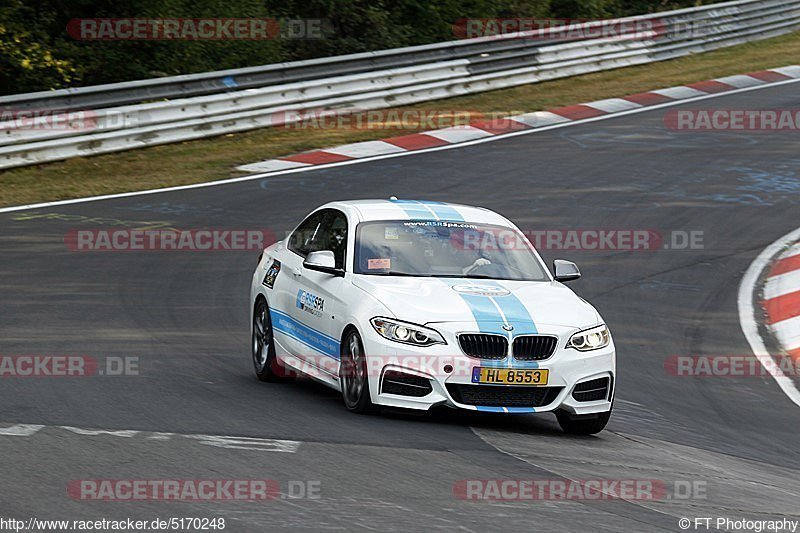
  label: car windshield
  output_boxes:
[354,220,550,281]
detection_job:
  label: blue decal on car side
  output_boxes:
[270,308,340,359]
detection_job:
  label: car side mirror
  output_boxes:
[303,250,344,277]
[553,259,581,282]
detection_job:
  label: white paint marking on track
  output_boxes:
[2,76,800,215]
[186,434,301,453]
[0,423,300,452]
[738,226,800,409]
[59,426,140,437]
[0,424,44,436]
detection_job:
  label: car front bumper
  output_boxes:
[360,323,615,415]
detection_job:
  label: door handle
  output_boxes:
[291,267,302,277]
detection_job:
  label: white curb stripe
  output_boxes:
[322,140,407,158]
[780,243,800,260]
[650,86,708,99]
[2,70,799,215]
[739,227,800,409]
[423,126,494,143]
[582,98,643,113]
[773,66,800,78]
[771,315,800,352]
[508,111,570,128]
[714,75,764,88]
[763,269,800,301]
[236,159,310,172]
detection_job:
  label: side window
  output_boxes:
[288,211,326,258]
[322,211,348,269]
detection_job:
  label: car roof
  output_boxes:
[321,199,513,226]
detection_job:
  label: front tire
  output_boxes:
[340,330,377,414]
[252,299,294,382]
[556,408,611,435]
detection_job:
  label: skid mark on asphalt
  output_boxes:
[0,423,300,453]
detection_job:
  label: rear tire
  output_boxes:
[556,408,611,435]
[340,330,378,414]
[252,299,294,382]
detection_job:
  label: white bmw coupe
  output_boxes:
[250,199,615,434]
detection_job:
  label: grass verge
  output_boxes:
[2,30,799,208]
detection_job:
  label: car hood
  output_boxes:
[352,275,601,332]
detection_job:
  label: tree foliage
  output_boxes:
[0,0,709,95]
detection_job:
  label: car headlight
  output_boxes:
[566,325,610,351]
[370,317,446,347]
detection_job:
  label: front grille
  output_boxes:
[381,370,433,397]
[572,377,611,402]
[447,384,562,407]
[513,335,558,361]
[458,334,508,359]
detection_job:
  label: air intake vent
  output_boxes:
[572,377,611,402]
[381,370,433,397]
[446,384,562,407]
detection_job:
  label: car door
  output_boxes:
[270,210,326,361]
[280,209,348,372]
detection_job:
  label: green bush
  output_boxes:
[0,0,712,95]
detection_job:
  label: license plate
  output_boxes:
[471,367,549,386]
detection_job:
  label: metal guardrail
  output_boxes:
[1,0,799,169]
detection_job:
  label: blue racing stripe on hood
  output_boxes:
[389,199,464,222]
[489,284,538,335]
[457,293,508,336]
[444,279,537,336]
[421,201,464,221]
[389,199,436,220]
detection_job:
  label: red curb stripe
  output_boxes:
[549,105,607,120]
[685,80,734,94]
[764,290,800,325]
[748,70,792,83]
[771,254,800,277]
[383,133,450,150]
[623,92,674,106]
[469,119,531,135]
[281,151,353,165]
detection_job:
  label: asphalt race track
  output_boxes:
[2,82,800,531]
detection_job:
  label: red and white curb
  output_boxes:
[763,242,800,362]
[236,65,800,173]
